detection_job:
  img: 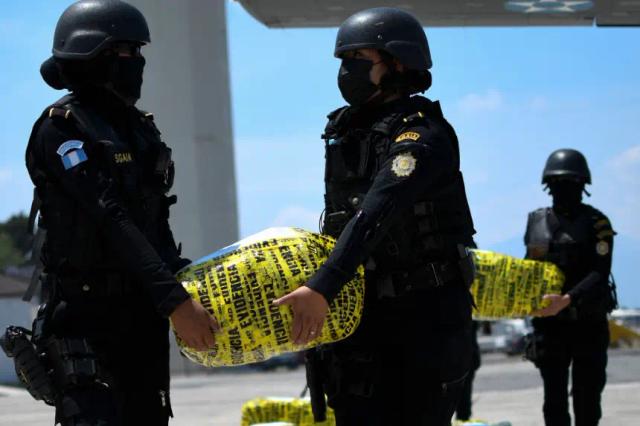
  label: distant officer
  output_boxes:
[525,149,616,426]
[275,8,476,425]
[20,1,218,424]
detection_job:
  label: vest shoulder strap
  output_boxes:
[323,106,351,140]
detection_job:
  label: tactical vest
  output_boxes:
[525,207,597,284]
[322,96,475,274]
[26,94,178,283]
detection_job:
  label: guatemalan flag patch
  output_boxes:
[56,140,88,170]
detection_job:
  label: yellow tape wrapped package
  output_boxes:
[241,397,335,426]
[470,249,564,319]
[173,227,564,366]
[174,228,365,367]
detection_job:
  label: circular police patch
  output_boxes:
[596,241,609,256]
[391,153,417,177]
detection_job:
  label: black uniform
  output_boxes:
[307,94,476,426]
[525,203,615,426]
[25,87,190,425]
[456,320,481,421]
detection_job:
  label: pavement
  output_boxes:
[1,349,639,425]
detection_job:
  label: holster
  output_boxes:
[457,244,476,289]
[0,326,57,405]
[47,337,104,390]
[523,332,544,365]
[305,349,327,423]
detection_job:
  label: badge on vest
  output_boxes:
[395,131,421,143]
[596,241,609,256]
[56,140,88,170]
[391,153,417,177]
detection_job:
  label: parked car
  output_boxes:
[477,319,532,355]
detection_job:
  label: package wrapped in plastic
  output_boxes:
[470,249,564,319]
[173,228,365,367]
[241,397,335,426]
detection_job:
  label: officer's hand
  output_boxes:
[170,298,220,351]
[532,294,571,317]
[273,286,329,346]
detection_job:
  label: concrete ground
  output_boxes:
[1,349,639,425]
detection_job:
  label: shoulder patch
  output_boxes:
[56,140,88,170]
[395,131,421,143]
[594,219,611,230]
[391,153,417,177]
[596,241,610,256]
[596,229,615,239]
[56,140,84,156]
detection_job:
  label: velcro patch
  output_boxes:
[395,132,421,143]
[56,140,88,170]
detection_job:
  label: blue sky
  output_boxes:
[1,1,639,306]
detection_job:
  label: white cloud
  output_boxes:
[607,145,640,183]
[457,90,504,113]
[595,145,640,239]
[270,205,321,233]
[527,95,549,112]
[0,168,12,185]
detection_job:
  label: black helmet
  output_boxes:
[542,149,591,184]
[334,7,432,71]
[51,0,150,61]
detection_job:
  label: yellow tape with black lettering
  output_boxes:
[470,249,564,319]
[173,229,563,366]
[241,397,335,426]
[174,228,365,367]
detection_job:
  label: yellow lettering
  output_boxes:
[395,131,421,143]
[114,152,133,164]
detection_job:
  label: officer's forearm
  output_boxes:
[567,271,601,303]
[307,210,377,302]
[56,174,190,316]
[102,202,190,317]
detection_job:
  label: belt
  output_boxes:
[376,261,462,299]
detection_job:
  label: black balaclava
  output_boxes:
[547,179,585,216]
[337,58,380,106]
[51,49,145,105]
[109,56,146,102]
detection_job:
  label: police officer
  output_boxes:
[24,1,218,424]
[274,8,476,425]
[525,149,616,426]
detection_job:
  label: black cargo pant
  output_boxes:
[324,285,473,426]
[532,317,609,426]
[455,321,480,421]
[50,294,173,426]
